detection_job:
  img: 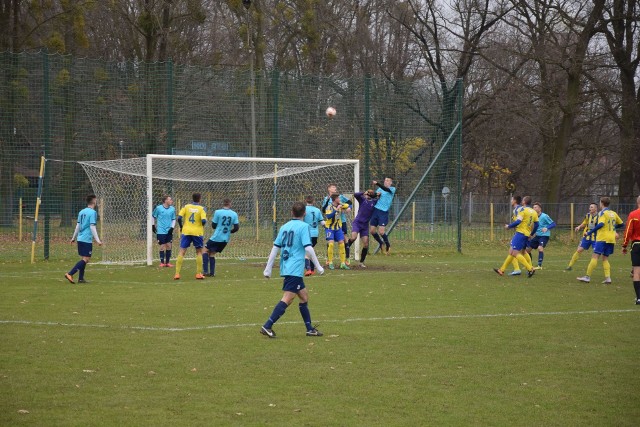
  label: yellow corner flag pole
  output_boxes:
[31,156,46,263]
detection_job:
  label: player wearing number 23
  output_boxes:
[261,202,325,338]
[202,198,239,277]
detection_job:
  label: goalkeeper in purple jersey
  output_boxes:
[346,189,378,268]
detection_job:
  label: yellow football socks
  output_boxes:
[500,255,514,272]
[339,242,346,264]
[515,253,533,272]
[602,260,611,278]
[327,242,334,264]
[587,258,598,276]
[569,251,580,267]
[196,254,203,275]
[176,255,184,274]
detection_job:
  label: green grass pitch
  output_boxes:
[1,244,638,426]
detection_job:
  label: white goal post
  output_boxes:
[79,155,360,265]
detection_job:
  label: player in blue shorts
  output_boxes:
[565,203,598,271]
[577,197,624,284]
[322,184,352,265]
[347,189,378,268]
[202,198,239,277]
[324,193,350,270]
[152,195,176,267]
[526,202,556,270]
[261,201,325,338]
[370,178,396,254]
[65,194,103,284]
[494,195,537,278]
[304,195,325,276]
[174,193,207,280]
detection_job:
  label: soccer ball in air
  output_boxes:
[326,107,336,118]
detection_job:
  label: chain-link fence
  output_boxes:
[1,51,463,262]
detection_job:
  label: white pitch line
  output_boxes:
[0,309,637,332]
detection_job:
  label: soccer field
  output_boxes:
[1,245,638,426]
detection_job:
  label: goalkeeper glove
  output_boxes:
[168,227,174,236]
[152,225,157,234]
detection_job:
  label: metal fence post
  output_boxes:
[42,51,51,260]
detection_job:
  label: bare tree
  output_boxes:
[597,0,640,202]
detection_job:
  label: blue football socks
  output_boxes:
[264,301,288,329]
[209,257,216,276]
[299,302,312,331]
[202,253,209,274]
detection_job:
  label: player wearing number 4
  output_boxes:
[261,202,325,338]
[174,193,207,280]
[577,197,624,284]
[152,195,176,267]
[202,199,239,277]
[65,194,103,284]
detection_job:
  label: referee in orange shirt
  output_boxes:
[622,195,640,305]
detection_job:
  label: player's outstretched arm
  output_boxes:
[373,180,392,192]
[263,246,279,278]
[305,246,324,275]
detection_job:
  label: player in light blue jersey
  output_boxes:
[65,194,103,284]
[526,202,556,269]
[152,195,176,267]
[304,195,325,276]
[202,199,239,277]
[261,202,325,338]
[370,177,396,254]
[322,184,352,264]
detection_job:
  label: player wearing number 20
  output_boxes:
[261,202,325,338]
[174,193,207,280]
[202,199,239,277]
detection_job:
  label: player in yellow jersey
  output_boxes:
[174,193,207,280]
[494,195,537,278]
[565,202,598,271]
[577,197,624,284]
[507,198,524,276]
[324,193,350,270]
[518,196,538,269]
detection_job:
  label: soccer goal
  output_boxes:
[78,155,360,265]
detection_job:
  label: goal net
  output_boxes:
[78,155,359,265]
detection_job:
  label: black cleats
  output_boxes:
[260,326,276,338]
[306,327,323,337]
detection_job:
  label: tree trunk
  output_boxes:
[618,69,637,204]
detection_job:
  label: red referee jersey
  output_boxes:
[622,208,640,247]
